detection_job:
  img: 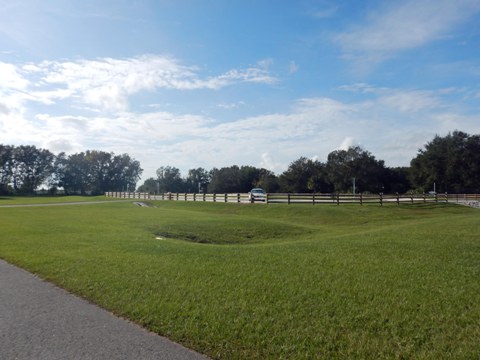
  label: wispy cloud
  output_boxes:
[0,62,30,90]
[289,60,299,74]
[340,83,444,112]
[310,4,338,19]
[3,85,479,178]
[334,0,480,69]
[2,60,480,180]
[1,55,277,113]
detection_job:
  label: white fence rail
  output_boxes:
[105,192,480,206]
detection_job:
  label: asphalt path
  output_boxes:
[0,259,209,360]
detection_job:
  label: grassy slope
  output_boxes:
[1,200,479,359]
[0,195,114,205]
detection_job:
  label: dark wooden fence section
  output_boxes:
[105,192,480,206]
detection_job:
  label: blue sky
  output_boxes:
[1,0,480,181]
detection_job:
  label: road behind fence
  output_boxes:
[105,192,480,206]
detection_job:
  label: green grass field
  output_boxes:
[1,198,479,359]
[0,195,115,205]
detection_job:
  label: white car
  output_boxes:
[249,188,267,202]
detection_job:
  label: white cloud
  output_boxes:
[46,138,77,153]
[2,56,479,182]
[312,5,338,19]
[334,0,480,68]
[0,62,29,90]
[3,88,479,182]
[259,152,284,173]
[0,56,277,113]
[0,102,9,115]
[377,90,441,113]
[339,137,355,150]
[340,83,442,113]
[217,101,245,110]
[289,61,299,74]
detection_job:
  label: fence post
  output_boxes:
[237,193,240,203]
[411,192,414,204]
[396,192,400,205]
[266,193,269,204]
[213,193,216,202]
[360,193,363,206]
[445,192,448,203]
[224,193,228,203]
[423,192,426,203]
[380,193,383,206]
[288,193,291,205]
[435,192,438,203]
[336,193,340,205]
[312,193,315,205]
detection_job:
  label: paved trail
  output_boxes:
[0,259,209,360]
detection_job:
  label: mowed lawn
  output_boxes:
[1,199,479,359]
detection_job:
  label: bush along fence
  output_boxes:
[105,192,480,206]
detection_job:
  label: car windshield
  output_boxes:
[252,189,265,194]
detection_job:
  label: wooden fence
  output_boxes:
[105,192,480,206]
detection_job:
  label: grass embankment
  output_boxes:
[0,195,115,205]
[1,200,479,359]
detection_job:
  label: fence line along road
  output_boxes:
[105,192,480,206]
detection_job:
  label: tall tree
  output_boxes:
[58,151,142,195]
[85,150,112,194]
[57,152,90,195]
[0,145,14,194]
[383,167,412,194]
[137,177,159,193]
[279,157,330,193]
[325,146,386,193]
[208,166,242,193]
[109,153,143,192]
[184,167,210,193]
[411,131,480,193]
[255,168,280,193]
[156,166,184,192]
[12,145,55,194]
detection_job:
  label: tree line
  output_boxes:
[0,145,143,195]
[138,146,408,194]
[138,131,480,195]
[2,131,478,196]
